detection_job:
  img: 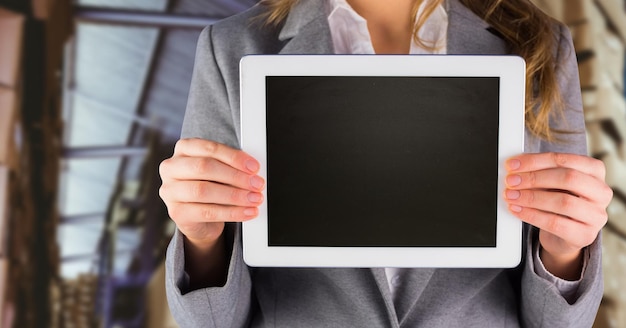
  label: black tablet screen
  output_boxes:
[265,76,500,247]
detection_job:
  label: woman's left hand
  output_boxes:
[504,152,612,280]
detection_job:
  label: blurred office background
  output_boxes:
[0,0,624,327]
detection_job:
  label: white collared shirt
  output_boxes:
[327,0,448,55]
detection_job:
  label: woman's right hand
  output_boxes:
[159,138,265,249]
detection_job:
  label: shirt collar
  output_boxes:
[326,0,448,54]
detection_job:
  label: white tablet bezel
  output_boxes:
[240,55,525,268]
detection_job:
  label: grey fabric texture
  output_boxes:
[165,0,603,327]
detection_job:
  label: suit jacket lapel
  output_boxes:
[278,0,333,54]
[446,0,507,55]
[374,267,437,326]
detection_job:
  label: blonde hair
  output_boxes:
[260,0,564,141]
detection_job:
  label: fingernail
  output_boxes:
[250,176,265,190]
[244,208,258,216]
[245,159,259,173]
[247,192,263,203]
[507,159,521,171]
[510,205,522,213]
[506,190,520,200]
[506,175,522,187]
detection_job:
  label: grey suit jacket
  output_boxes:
[165,0,603,327]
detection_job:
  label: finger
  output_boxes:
[507,205,599,249]
[160,156,265,191]
[174,138,260,174]
[504,189,607,227]
[505,168,612,203]
[161,180,264,207]
[506,152,606,180]
[168,202,259,223]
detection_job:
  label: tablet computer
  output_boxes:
[240,55,525,268]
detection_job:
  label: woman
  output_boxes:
[159,0,612,326]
